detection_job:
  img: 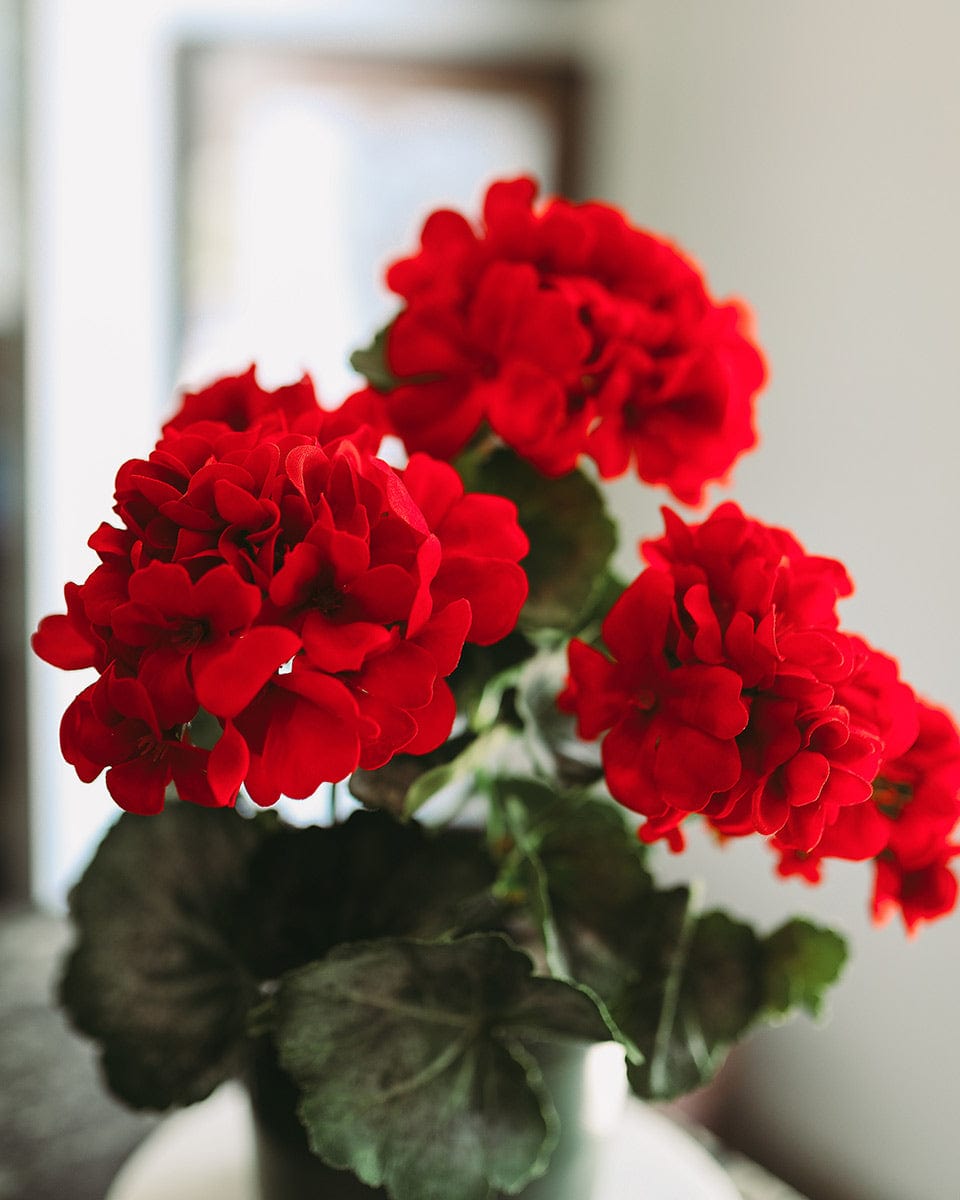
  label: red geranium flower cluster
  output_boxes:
[358,178,766,504]
[779,700,960,931]
[33,368,528,814]
[560,502,960,925]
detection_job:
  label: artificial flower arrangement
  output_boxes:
[33,178,960,1200]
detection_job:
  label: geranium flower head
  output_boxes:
[869,702,960,930]
[561,503,917,860]
[34,368,528,813]
[775,697,960,930]
[361,177,766,504]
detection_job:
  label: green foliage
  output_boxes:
[349,324,403,392]
[60,761,847,1187]
[348,729,478,819]
[270,934,611,1200]
[457,448,618,637]
[60,807,498,1111]
[450,631,537,729]
[362,643,607,825]
[625,913,847,1100]
[623,905,765,1100]
[485,781,849,1101]
[487,778,649,987]
[60,803,265,1109]
[398,726,526,821]
[511,650,603,788]
[761,919,848,1019]
[232,810,498,979]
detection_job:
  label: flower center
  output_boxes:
[135,734,167,764]
[873,776,913,819]
[312,581,345,617]
[635,687,657,712]
[172,618,208,652]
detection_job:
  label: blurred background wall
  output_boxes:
[15,2,960,1198]
[586,7,960,1198]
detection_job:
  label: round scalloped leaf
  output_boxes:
[60,803,264,1109]
[271,933,613,1200]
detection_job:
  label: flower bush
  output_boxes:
[33,179,960,1200]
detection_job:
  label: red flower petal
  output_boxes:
[266,672,361,793]
[105,756,171,815]
[193,626,302,718]
[32,611,98,670]
[206,722,249,807]
[403,678,457,757]
[354,694,419,771]
[137,648,197,727]
[561,639,627,735]
[170,742,222,808]
[433,557,527,646]
[355,640,439,709]
[411,599,472,677]
[665,665,748,741]
[301,613,394,674]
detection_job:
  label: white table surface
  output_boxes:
[107,1081,746,1200]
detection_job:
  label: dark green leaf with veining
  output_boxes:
[457,449,616,635]
[271,934,612,1200]
[234,810,498,979]
[485,781,848,1099]
[60,803,264,1109]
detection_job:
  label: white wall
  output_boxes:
[583,4,960,1198]
[0,0,21,328]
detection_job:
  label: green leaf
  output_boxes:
[271,934,613,1200]
[569,568,628,643]
[499,974,622,1048]
[623,912,847,1100]
[761,918,848,1019]
[450,630,536,729]
[348,730,476,819]
[60,803,265,1110]
[513,650,603,789]
[624,905,765,1100]
[484,781,848,1099]
[487,779,651,977]
[349,324,402,392]
[487,779,647,1058]
[233,810,498,979]
[458,449,617,635]
[349,754,443,819]
[401,726,534,822]
[401,759,463,817]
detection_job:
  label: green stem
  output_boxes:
[327,782,337,827]
[649,883,701,1097]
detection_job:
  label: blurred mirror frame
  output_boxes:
[1,0,25,903]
